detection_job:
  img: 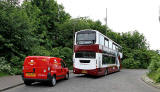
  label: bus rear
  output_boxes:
[73,30,101,76]
[73,51,100,75]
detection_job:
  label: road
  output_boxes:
[4,69,160,92]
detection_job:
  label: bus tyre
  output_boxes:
[24,81,32,86]
[65,73,69,80]
[50,76,56,87]
[118,67,120,72]
[104,69,108,75]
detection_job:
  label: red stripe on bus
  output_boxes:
[74,44,102,53]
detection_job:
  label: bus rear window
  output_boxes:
[75,52,96,58]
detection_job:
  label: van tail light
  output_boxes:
[22,66,24,70]
[44,69,46,73]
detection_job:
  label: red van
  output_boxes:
[22,56,69,86]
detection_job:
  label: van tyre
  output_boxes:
[65,73,69,80]
[24,81,32,86]
[50,76,56,87]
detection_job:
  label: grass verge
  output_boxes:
[0,72,9,77]
[148,71,160,83]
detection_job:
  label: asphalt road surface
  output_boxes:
[4,69,160,92]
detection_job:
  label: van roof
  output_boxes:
[26,56,61,59]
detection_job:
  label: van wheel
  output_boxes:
[65,73,69,80]
[50,76,56,87]
[24,81,32,86]
[104,68,108,75]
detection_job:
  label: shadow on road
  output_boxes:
[75,74,104,79]
[25,79,68,87]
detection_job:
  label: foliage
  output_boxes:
[148,55,160,72]
[51,47,73,69]
[148,54,160,83]
[58,17,107,48]
[0,2,34,74]
[30,46,51,56]
[0,57,12,74]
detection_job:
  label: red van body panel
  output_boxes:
[22,56,69,82]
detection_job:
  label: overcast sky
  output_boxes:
[57,0,160,50]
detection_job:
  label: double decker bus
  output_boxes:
[73,29,123,76]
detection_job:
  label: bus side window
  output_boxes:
[99,35,104,45]
[115,46,118,51]
[113,44,115,50]
[109,41,112,49]
[105,56,116,64]
[104,39,109,47]
[102,55,108,64]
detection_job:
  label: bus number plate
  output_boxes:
[82,70,87,74]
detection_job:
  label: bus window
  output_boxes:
[99,35,104,45]
[115,46,118,51]
[109,41,112,49]
[102,55,116,64]
[113,44,116,50]
[76,31,96,45]
[102,55,108,64]
[75,51,96,58]
[105,39,109,47]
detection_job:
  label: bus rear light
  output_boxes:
[96,60,97,68]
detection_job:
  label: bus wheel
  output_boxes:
[104,68,108,75]
[118,67,121,72]
[50,76,56,87]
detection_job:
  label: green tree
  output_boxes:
[30,0,71,48]
[0,2,35,70]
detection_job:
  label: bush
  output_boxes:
[122,50,155,69]
[10,67,22,75]
[122,58,141,69]
[30,46,51,56]
[148,55,160,83]
[155,68,160,82]
[51,47,73,69]
[148,55,160,72]
[0,57,12,74]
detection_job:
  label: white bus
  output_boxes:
[73,29,122,76]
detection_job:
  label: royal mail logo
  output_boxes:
[28,60,36,65]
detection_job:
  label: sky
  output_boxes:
[57,0,160,50]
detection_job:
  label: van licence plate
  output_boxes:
[82,70,87,74]
[26,73,36,77]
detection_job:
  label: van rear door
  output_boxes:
[23,56,50,79]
